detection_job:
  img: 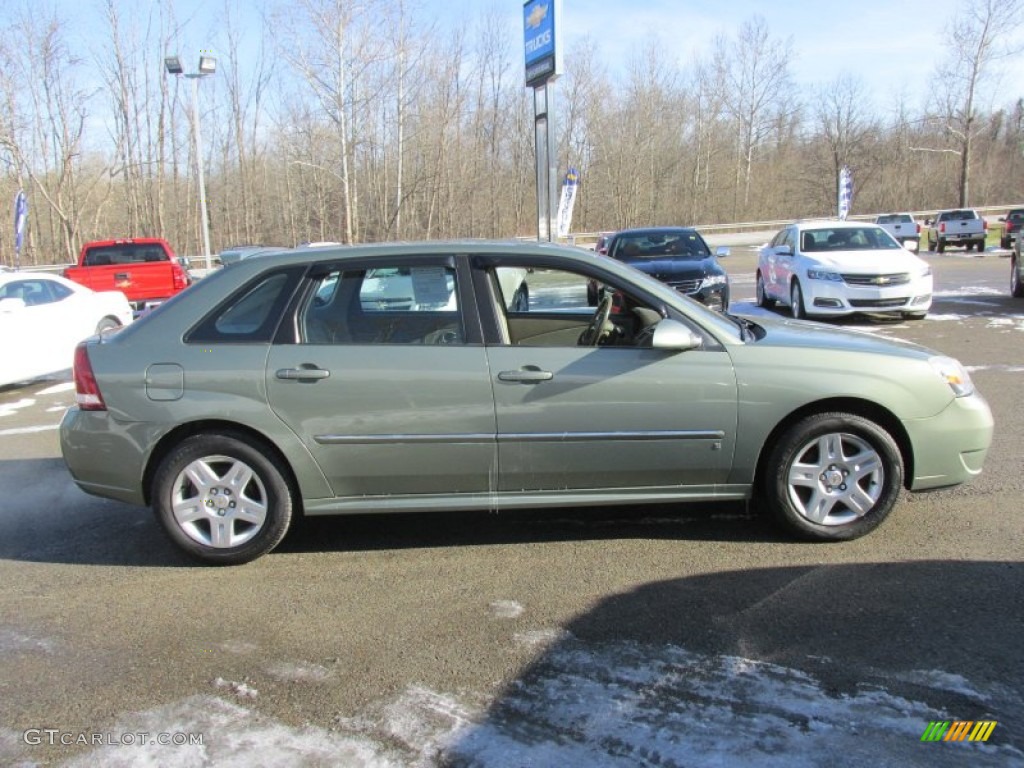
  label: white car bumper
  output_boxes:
[803,275,933,316]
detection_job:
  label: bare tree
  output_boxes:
[927,0,1024,206]
[718,17,794,218]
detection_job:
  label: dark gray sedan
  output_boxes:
[60,241,993,564]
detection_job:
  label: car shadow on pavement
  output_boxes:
[275,501,787,557]
[438,560,1024,765]
[0,455,788,566]
[0,458,195,567]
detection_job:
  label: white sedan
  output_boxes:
[756,220,933,320]
[0,272,133,388]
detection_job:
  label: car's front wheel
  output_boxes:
[790,280,807,319]
[755,272,774,308]
[152,432,295,565]
[764,412,903,541]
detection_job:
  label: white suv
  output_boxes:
[756,220,933,320]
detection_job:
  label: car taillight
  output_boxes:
[940,222,946,233]
[916,223,921,233]
[172,265,189,290]
[73,343,106,411]
[983,218,988,231]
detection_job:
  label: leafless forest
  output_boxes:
[0,0,1022,266]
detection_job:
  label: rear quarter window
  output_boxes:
[186,267,305,343]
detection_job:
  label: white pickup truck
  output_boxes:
[875,213,921,250]
[925,209,987,253]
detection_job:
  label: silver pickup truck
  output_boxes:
[925,209,987,253]
[875,213,921,249]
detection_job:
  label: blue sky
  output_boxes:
[46,0,1024,112]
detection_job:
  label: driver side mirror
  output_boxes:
[715,246,730,258]
[651,319,702,352]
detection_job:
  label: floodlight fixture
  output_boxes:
[164,56,184,75]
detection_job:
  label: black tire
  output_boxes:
[152,432,295,565]
[902,311,927,321]
[764,412,903,541]
[1001,237,1011,250]
[790,280,806,319]
[756,272,775,308]
[95,317,121,334]
[975,240,986,254]
[936,239,945,254]
[1012,257,1024,298]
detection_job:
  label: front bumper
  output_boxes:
[904,391,994,491]
[804,276,933,316]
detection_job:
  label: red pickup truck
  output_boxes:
[63,238,192,315]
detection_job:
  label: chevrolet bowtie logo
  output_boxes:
[874,276,890,285]
[526,3,548,29]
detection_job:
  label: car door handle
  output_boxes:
[497,368,553,383]
[276,367,331,381]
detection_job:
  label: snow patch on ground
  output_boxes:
[488,600,524,619]
[986,316,1024,331]
[213,677,258,700]
[966,364,1024,373]
[39,640,1023,767]
[0,398,36,417]
[514,628,572,649]
[0,628,57,655]
[0,423,60,437]
[36,382,75,396]
[264,661,335,684]
[218,640,259,655]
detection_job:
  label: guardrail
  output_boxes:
[9,204,1020,270]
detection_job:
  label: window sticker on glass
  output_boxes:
[410,266,455,309]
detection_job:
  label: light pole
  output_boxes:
[164,54,216,273]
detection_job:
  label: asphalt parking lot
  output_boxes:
[1,245,1022,767]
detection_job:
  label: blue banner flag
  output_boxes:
[14,189,28,270]
[838,166,853,221]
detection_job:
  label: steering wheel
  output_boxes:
[580,294,613,346]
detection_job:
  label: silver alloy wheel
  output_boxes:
[785,432,884,526]
[790,281,804,319]
[171,454,269,548]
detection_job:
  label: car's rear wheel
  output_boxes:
[755,272,774,308]
[936,239,945,253]
[152,432,294,565]
[95,317,121,334]
[765,412,903,541]
[1012,257,1024,298]
[790,280,807,319]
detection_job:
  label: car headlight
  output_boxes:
[806,269,843,282]
[928,356,975,397]
[701,274,728,288]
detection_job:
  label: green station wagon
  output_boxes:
[60,241,993,564]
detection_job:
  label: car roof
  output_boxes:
[791,219,881,230]
[610,227,699,237]
[219,239,594,270]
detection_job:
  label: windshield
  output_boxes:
[800,227,901,252]
[876,215,912,225]
[611,232,710,262]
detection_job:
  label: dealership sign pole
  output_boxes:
[13,189,28,271]
[524,0,563,242]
